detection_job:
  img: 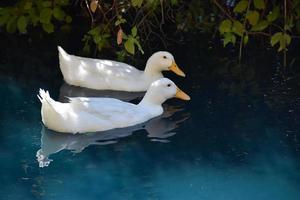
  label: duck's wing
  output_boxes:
[76,56,143,78]
[68,97,145,126]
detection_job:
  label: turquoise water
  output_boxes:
[1,71,300,200]
[1,42,300,200]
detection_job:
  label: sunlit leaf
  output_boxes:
[124,38,135,54]
[271,32,282,47]
[243,34,249,44]
[219,19,232,34]
[233,0,248,13]
[267,6,279,22]
[253,0,265,10]
[232,20,244,36]
[133,38,144,54]
[131,26,137,37]
[17,16,27,33]
[246,11,259,25]
[40,8,52,24]
[251,20,269,31]
[223,33,236,46]
[284,33,292,45]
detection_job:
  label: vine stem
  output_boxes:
[283,0,287,74]
[212,0,235,21]
[239,0,251,63]
[84,0,94,26]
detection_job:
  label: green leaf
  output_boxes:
[253,0,265,10]
[251,20,269,31]
[115,18,126,26]
[88,27,100,35]
[24,2,33,10]
[232,20,244,36]
[124,38,135,54]
[243,34,249,44]
[246,11,259,25]
[133,38,144,54]
[43,1,52,8]
[278,36,286,52]
[40,8,52,24]
[17,16,27,33]
[28,9,39,26]
[0,12,10,26]
[267,6,279,22]
[271,32,282,46]
[284,33,292,46]
[233,0,248,13]
[57,0,69,6]
[131,0,143,8]
[171,0,178,6]
[53,7,65,21]
[131,26,137,37]
[93,34,102,44]
[6,16,17,33]
[65,15,72,23]
[223,33,236,47]
[42,23,54,33]
[219,19,232,34]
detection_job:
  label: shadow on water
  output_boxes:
[59,82,145,102]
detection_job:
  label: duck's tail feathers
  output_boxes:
[37,89,59,112]
[57,46,73,83]
[37,89,51,103]
[57,46,69,57]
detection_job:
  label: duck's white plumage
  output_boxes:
[58,46,185,91]
[38,78,190,133]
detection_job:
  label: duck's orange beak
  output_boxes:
[175,88,190,100]
[169,61,186,77]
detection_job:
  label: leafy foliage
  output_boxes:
[0,0,300,61]
[217,0,300,54]
[0,0,72,34]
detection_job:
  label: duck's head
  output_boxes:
[140,78,190,106]
[145,52,185,77]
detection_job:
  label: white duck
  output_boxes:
[58,46,185,91]
[38,78,190,133]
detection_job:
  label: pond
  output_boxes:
[0,43,300,200]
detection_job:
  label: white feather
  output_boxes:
[58,46,176,91]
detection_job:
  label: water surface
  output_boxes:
[1,50,300,200]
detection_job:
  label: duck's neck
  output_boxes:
[143,60,163,78]
[138,91,164,116]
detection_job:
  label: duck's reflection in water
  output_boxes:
[36,104,190,167]
[59,82,145,103]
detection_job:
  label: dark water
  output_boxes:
[1,45,300,200]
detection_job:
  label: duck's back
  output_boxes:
[58,47,151,91]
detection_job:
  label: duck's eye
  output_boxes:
[163,56,167,59]
[167,84,171,87]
